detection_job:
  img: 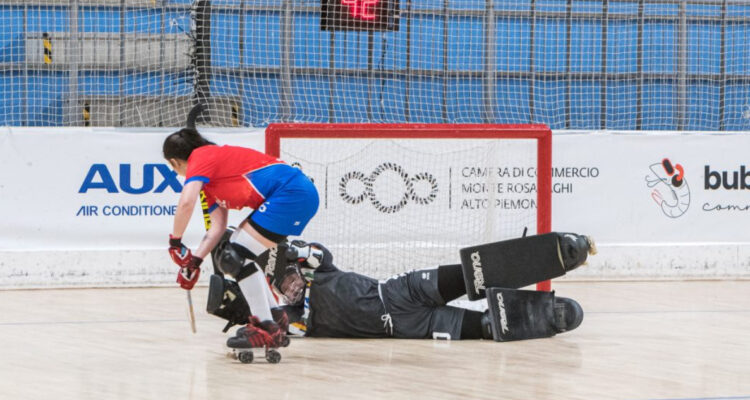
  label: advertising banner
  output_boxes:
[551,132,750,279]
[552,133,750,243]
[1,128,748,286]
[0,127,264,286]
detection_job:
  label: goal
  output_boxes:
[266,123,552,291]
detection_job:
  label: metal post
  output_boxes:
[676,0,687,130]
[238,0,247,126]
[405,0,412,122]
[120,0,126,126]
[159,0,167,127]
[441,0,448,121]
[600,0,608,129]
[636,0,643,130]
[22,2,28,126]
[719,0,727,130]
[565,0,572,129]
[328,31,335,122]
[69,0,80,126]
[279,0,293,121]
[483,0,496,123]
[368,31,374,121]
[529,0,537,123]
[194,0,212,123]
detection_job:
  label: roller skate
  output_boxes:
[234,308,291,348]
[226,316,283,364]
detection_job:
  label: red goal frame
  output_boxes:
[266,123,553,291]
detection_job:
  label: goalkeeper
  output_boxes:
[163,127,319,349]
[209,231,592,344]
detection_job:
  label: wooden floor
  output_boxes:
[1,281,749,400]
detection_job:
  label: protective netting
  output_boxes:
[1,0,750,130]
[274,128,545,278]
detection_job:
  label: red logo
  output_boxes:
[341,0,379,20]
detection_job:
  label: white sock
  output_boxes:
[238,271,274,322]
[230,227,268,259]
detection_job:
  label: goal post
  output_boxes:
[266,123,552,291]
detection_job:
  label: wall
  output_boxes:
[1,126,749,288]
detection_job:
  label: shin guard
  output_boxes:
[485,287,557,342]
[206,274,252,333]
[460,232,595,300]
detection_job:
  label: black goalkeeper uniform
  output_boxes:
[297,245,467,340]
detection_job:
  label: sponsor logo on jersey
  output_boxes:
[495,292,509,334]
[471,251,485,295]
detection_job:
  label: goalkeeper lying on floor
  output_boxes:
[206,229,595,346]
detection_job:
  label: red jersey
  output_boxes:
[185,145,283,211]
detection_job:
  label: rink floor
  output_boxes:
[1,281,749,400]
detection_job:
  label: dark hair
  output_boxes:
[162,128,215,161]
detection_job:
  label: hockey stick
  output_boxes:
[187,290,197,334]
[184,103,208,334]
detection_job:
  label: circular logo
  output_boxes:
[339,162,438,213]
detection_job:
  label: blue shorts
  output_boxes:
[249,165,319,237]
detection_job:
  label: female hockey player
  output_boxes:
[207,232,595,345]
[163,127,319,350]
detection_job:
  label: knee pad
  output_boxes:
[216,242,246,277]
[216,242,260,280]
[206,274,252,333]
[210,228,234,275]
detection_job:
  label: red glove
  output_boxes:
[168,235,193,268]
[176,257,202,290]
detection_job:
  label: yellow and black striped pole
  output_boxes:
[83,101,91,127]
[42,33,52,64]
[231,103,239,127]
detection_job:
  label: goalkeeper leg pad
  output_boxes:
[460,232,595,300]
[485,288,583,342]
[485,287,556,342]
[206,274,252,333]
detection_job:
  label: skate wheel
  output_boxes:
[238,351,254,364]
[266,349,281,364]
[281,336,291,347]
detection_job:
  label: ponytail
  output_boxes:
[162,128,215,161]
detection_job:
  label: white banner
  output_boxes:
[0,127,265,287]
[1,128,749,286]
[551,132,750,279]
[551,132,750,243]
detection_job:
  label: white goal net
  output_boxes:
[269,124,551,279]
